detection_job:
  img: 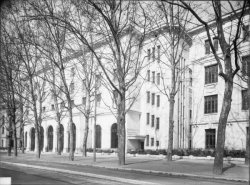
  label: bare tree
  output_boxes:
[164,0,248,174]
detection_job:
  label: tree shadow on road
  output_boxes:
[222,163,236,173]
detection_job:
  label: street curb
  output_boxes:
[87,164,249,183]
[0,161,157,185]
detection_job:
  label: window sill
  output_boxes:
[204,83,217,87]
[204,113,218,116]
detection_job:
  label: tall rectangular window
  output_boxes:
[146,91,150,103]
[157,73,160,85]
[243,25,250,42]
[71,67,75,77]
[151,138,154,146]
[60,101,65,109]
[152,71,155,83]
[157,95,160,107]
[152,93,155,105]
[151,115,155,127]
[2,126,4,134]
[213,37,219,51]
[205,40,210,54]
[147,49,151,61]
[205,64,218,84]
[113,90,118,105]
[146,135,149,146]
[82,97,86,106]
[51,104,55,110]
[152,47,155,61]
[156,117,160,130]
[96,93,101,107]
[242,55,250,76]
[71,99,75,107]
[204,95,218,114]
[242,90,248,110]
[205,129,216,149]
[157,45,161,62]
[147,70,150,81]
[146,113,150,125]
[70,82,75,93]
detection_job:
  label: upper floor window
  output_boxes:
[242,89,248,110]
[151,115,155,127]
[213,37,219,51]
[205,129,216,149]
[96,93,101,107]
[60,101,65,109]
[82,97,86,106]
[204,95,218,114]
[2,126,4,134]
[205,64,218,84]
[157,73,160,85]
[147,49,151,61]
[156,117,160,130]
[242,55,250,76]
[51,104,55,110]
[157,45,161,62]
[146,91,150,103]
[243,25,250,42]
[146,113,150,125]
[205,40,210,54]
[71,99,75,107]
[113,90,119,105]
[71,67,75,77]
[70,82,75,94]
[152,71,155,83]
[157,95,160,107]
[113,69,117,81]
[43,106,46,112]
[151,93,155,105]
[147,70,150,81]
[152,47,155,61]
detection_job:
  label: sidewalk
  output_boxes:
[0,151,249,182]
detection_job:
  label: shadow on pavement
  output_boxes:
[222,163,236,173]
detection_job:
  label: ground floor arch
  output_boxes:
[47,126,53,151]
[59,124,64,153]
[111,123,118,148]
[30,127,35,151]
[96,125,101,148]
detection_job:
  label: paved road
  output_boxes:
[0,161,248,185]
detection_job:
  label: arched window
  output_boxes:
[96,125,101,148]
[40,127,44,152]
[47,126,53,151]
[59,124,64,153]
[111,123,118,148]
[30,128,35,151]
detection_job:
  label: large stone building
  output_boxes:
[0,8,249,154]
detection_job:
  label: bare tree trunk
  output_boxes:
[56,115,61,155]
[213,78,233,174]
[82,116,89,157]
[245,76,250,165]
[12,115,17,157]
[68,108,74,161]
[117,90,126,165]
[83,91,90,157]
[7,129,12,156]
[167,94,175,161]
[35,126,41,159]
